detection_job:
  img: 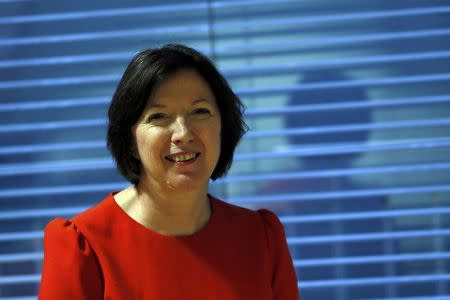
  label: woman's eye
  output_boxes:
[193,108,211,115]
[147,113,167,122]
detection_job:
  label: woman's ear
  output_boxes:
[130,141,140,160]
[129,129,140,160]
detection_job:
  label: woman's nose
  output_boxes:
[171,117,194,144]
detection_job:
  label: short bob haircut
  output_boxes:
[107,44,248,185]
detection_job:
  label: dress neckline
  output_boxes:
[108,191,217,242]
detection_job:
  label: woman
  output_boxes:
[39,44,300,299]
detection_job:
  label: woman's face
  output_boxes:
[133,69,222,192]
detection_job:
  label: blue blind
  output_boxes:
[1,0,450,299]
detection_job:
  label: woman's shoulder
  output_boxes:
[72,192,115,223]
[42,217,97,267]
[43,217,83,244]
[44,192,116,243]
[211,195,282,230]
[212,195,261,222]
[40,219,104,299]
[256,208,285,244]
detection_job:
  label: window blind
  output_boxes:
[1,0,450,299]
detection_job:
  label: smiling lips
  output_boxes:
[165,152,200,163]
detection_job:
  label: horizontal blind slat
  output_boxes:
[3,4,450,25]
[0,141,104,155]
[225,162,450,183]
[281,206,450,223]
[300,274,450,288]
[1,274,448,288]
[0,274,40,285]
[0,252,42,263]
[0,297,37,300]
[0,207,87,220]
[358,296,450,300]
[2,117,449,134]
[0,24,209,46]
[247,95,450,116]
[0,0,302,24]
[1,94,448,113]
[231,184,450,203]
[235,138,450,160]
[2,28,450,49]
[0,137,448,157]
[1,228,448,243]
[1,159,448,178]
[0,2,207,24]
[0,183,449,200]
[2,72,450,90]
[238,73,450,96]
[1,204,448,223]
[0,231,42,242]
[288,229,450,245]
[0,182,126,198]
[296,252,450,267]
[225,50,450,76]
[217,29,450,54]
[3,49,450,70]
[1,250,448,266]
[247,118,450,138]
[0,97,109,111]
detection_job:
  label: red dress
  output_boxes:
[39,193,300,299]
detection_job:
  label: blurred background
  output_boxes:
[1,0,450,299]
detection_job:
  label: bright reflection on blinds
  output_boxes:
[0,0,449,299]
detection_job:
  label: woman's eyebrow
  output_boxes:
[148,98,210,109]
[191,98,209,105]
[148,103,166,108]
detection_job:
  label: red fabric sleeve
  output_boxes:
[258,209,300,300]
[38,218,103,300]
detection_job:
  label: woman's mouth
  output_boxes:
[165,152,200,163]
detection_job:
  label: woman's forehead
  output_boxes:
[145,69,216,107]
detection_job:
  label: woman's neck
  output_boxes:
[114,184,211,237]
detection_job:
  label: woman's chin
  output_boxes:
[165,174,207,192]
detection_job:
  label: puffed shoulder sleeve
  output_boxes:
[38,218,103,300]
[258,209,300,300]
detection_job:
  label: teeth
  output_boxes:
[173,153,196,162]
